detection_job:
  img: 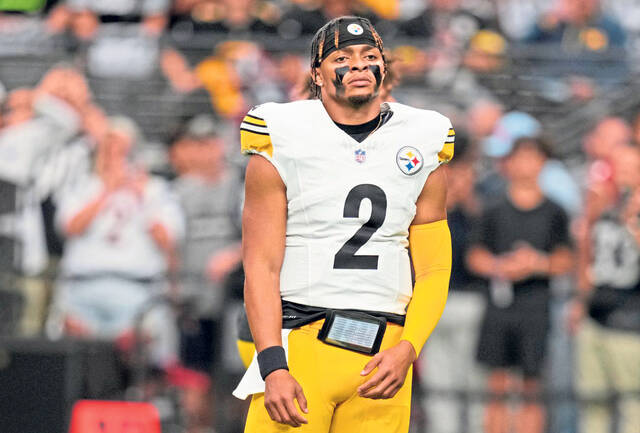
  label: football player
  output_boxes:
[234,16,454,433]
[234,56,401,369]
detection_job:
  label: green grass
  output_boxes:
[0,0,45,12]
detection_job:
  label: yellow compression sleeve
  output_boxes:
[400,219,452,356]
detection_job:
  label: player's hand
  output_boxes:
[358,340,416,399]
[264,369,308,427]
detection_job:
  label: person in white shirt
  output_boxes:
[49,116,184,367]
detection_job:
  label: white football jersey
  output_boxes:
[241,100,454,315]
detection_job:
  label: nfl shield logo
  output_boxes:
[355,149,366,163]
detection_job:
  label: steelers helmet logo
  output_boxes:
[396,146,424,175]
[347,23,364,35]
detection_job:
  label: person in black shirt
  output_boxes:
[467,137,573,433]
[569,144,640,433]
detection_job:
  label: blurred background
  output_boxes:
[0,0,640,433]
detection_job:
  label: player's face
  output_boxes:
[316,44,385,107]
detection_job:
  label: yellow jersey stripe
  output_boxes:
[241,129,273,157]
[438,142,454,163]
[240,127,270,136]
[243,114,266,126]
[242,119,267,128]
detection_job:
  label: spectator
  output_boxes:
[47,0,170,79]
[481,111,582,215]
[0,66,94,272]
[419,134,486,433]
[476,109,580,433]
[0,66,107,337]
[169,0,279,38]
[580,116,631,204]
[48,116,184,368]
[162,41,283,119]
[278,0,374,39]
[569,144,640,433]
[466,98,504,145]
[275,53,308,101]
[395,0,505,109]
[468,137,573,433]
[0,6,59,57]
[170,115,242,432]
[524,0,628,102]
[33,67,110,198]
[0,66,90,179]
[605,0,640,70]
[583,116,631,167]
[205,0,279,34]
[463,29,509,74]
[399,0,493,40]
[46,0,169,40]
[494,0,548,41]
[527,0,626,49]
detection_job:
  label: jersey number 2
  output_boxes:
[333,184,387,270]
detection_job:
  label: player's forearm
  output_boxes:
[400,269,450,357]
[242,244,285,352]
[244,268,283,352]
[400,220,451,356]
[241,155,287,353]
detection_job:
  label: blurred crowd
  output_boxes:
[1,1,640,433]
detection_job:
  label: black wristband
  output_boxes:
[257,346,288,380]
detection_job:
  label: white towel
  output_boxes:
[233,329,292,400]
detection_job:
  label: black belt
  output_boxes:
[281,300,405,329]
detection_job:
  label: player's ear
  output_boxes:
[313,68,323,87]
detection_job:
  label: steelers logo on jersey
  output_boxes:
[396,146,424,175]
[347,23,364,35]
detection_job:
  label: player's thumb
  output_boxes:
[295,385,309,414]
[361,354,381,376]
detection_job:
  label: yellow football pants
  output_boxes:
[244,320,412,433]
[237,339,256,369]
